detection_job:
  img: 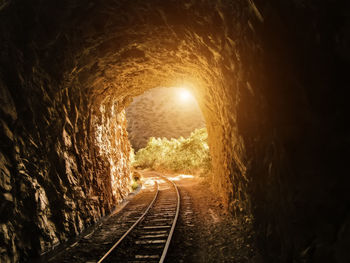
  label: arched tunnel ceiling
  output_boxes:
[58,0,242,110]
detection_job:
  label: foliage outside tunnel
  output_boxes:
[132,128,211,174]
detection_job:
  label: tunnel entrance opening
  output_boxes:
[125,86,210,177]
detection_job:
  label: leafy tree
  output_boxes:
[132,128,211,173]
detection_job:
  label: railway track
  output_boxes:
[97,174,180,263]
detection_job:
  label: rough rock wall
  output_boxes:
[0,0,349,262]
[0,75,131,262]
[205,1,350,261]
[0,5,132,259]
[93,105,132,200]
[126,87,205,150]
[239,1,350,262]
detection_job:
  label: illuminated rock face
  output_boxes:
[0,76,132,261]
[0,0,349,262]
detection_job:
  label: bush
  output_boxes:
[132,128,211,173]
[129,170,142,191]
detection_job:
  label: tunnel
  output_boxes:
[0,0,349,262]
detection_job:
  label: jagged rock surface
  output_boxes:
[0,49,132,260]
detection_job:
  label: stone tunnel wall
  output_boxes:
[0,0,350,262]
[93,105,132,199]
[0,71,132,261]
[0,9,133,259]
[239,1,350,262]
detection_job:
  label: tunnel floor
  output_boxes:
[41,171,261,263]
[164,171,262,263]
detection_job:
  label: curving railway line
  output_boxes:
[97,174,180,263]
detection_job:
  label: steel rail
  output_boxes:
[97,181,159,263]
[158,175,180,263]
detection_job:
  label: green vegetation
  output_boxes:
[132,128,211,173]
[130,170,142,191]
[130,180,139,191]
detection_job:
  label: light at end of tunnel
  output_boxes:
[177,87,194,102]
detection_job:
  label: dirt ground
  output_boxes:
[43,171,262,263]
[159,172,263,263]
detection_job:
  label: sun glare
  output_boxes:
[178,88,193,102]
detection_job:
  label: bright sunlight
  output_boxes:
[177,88,194,102]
